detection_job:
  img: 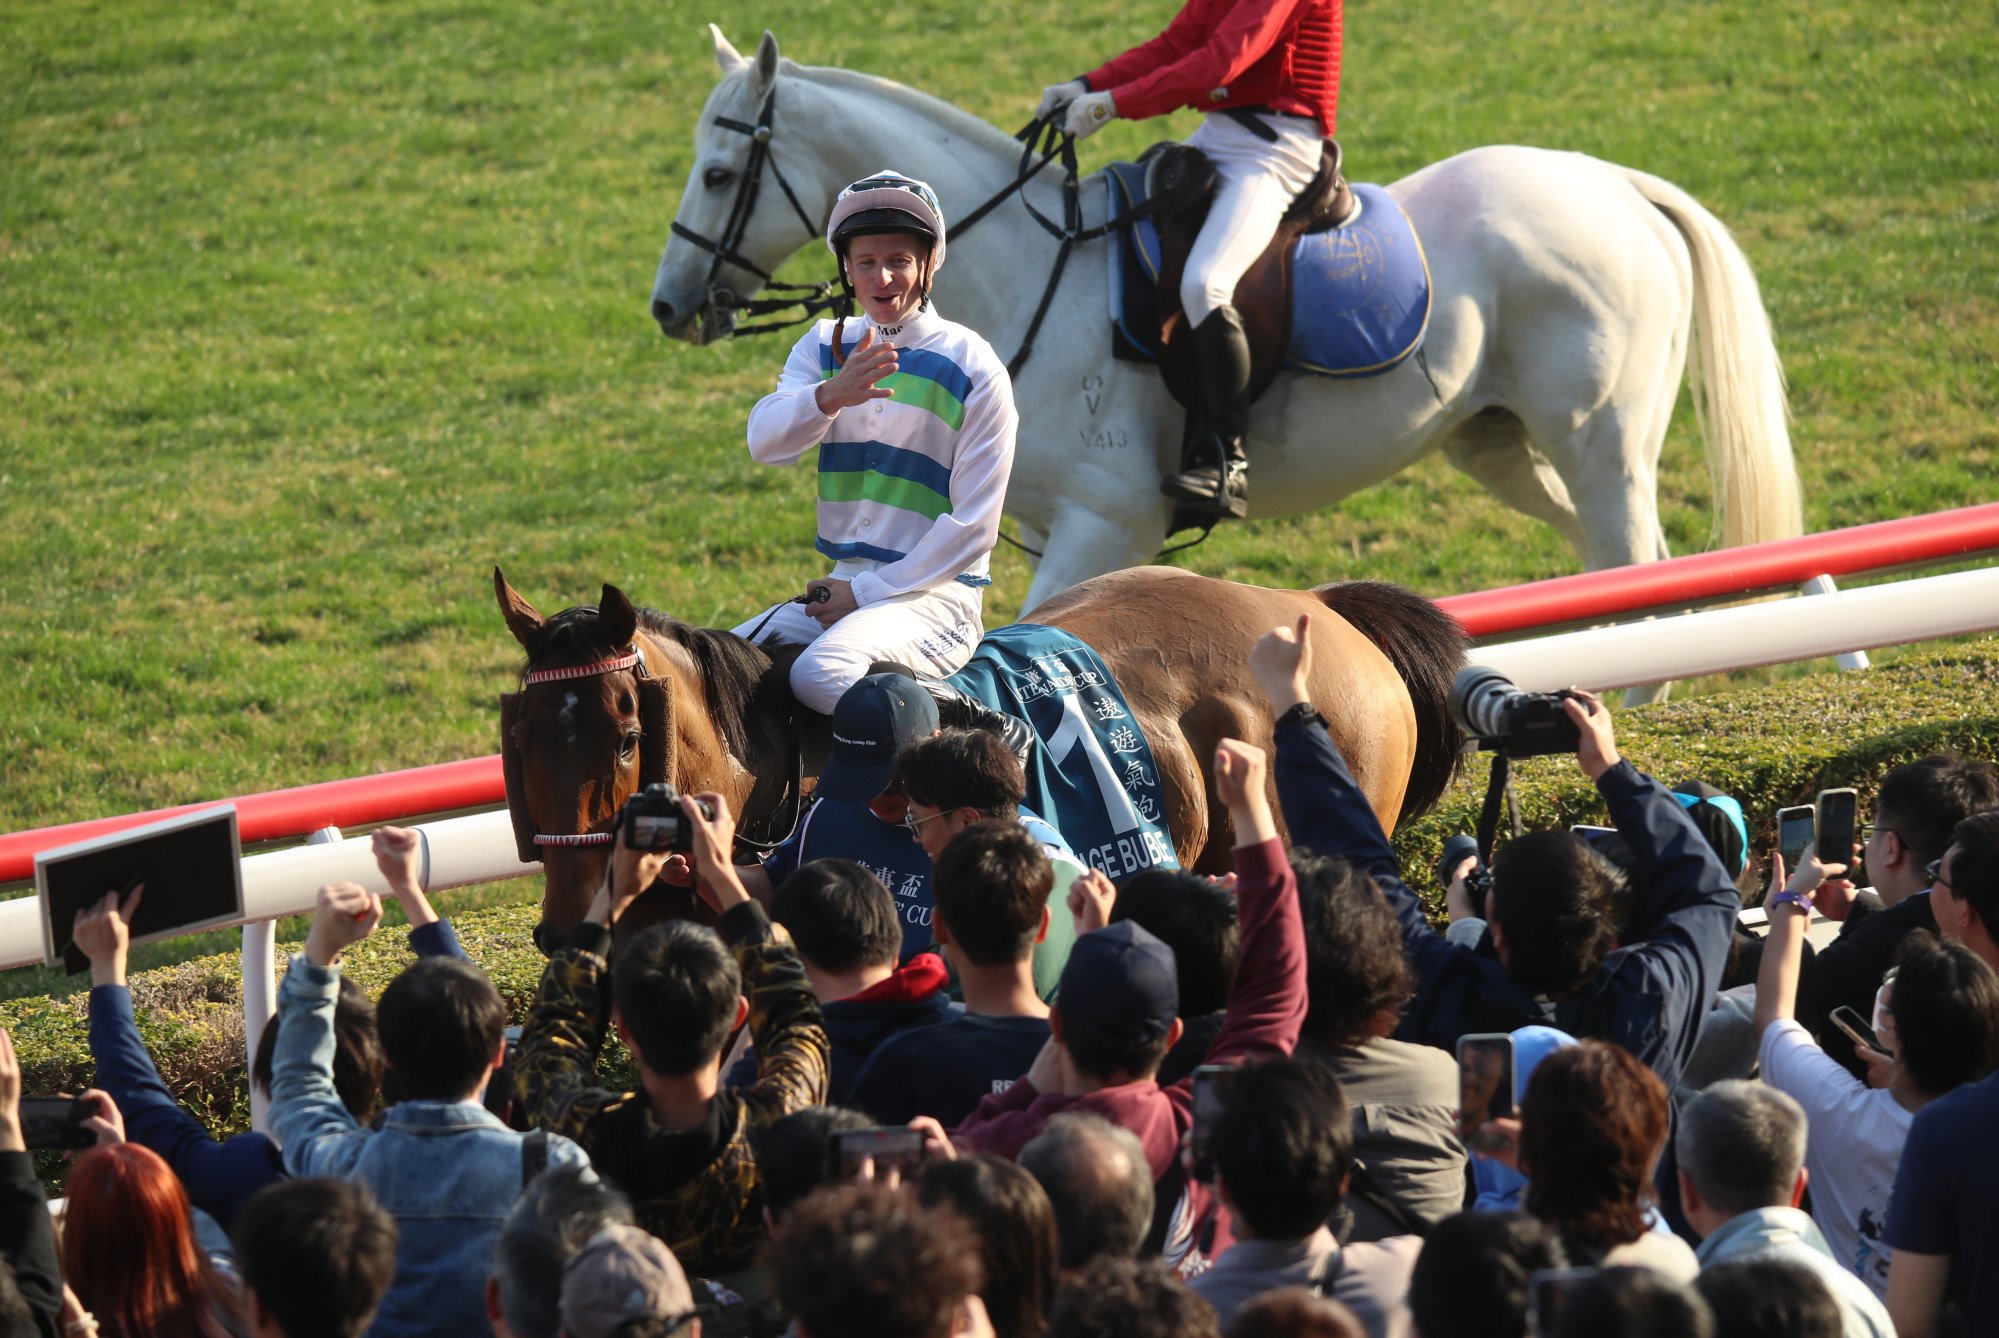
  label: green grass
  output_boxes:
[3,0,1995,991]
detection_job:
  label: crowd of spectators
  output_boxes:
[3,621,1996,1338]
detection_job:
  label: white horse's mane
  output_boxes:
[768,58,1020,160]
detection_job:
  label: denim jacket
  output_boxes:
[269,953,591,1338]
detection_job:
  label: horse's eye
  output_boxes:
[704,166,735,190]
[620,732,641,760]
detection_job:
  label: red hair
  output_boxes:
[62,1144,236,1338]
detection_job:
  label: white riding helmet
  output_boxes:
[824,170,947,272]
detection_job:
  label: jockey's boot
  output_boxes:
[1160,304,1252,521]
[867,661,1036,772]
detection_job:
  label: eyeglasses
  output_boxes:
[904,807,948,836]
[1926,858,1955,893]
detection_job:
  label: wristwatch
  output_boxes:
[1768,889,1815,917]
[1277,701,1325,730]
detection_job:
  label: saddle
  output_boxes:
[1142,136,1357,412]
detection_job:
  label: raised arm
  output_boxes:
[0,1030,62,1338]
[1585,696,1740,1063]
[682,794,830,1116]
[372,825,469,961]
[268,883,381,1180]
[1198,740,1307,1070]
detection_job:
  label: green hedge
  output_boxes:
[3,640,1995,1186]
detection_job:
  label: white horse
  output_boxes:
[651,28,1802,618]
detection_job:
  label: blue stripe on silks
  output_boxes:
[816,538,910,564]
[818,440,957,499]
[818,341,976,408]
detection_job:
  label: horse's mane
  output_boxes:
[525,605,788,763]
[787,62,1020,158]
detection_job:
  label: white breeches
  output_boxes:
[735,580,985,714]
[1181,112,1325,326]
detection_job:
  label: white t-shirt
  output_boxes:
[1758,1018,1913,1300]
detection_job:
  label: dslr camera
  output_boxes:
[619,782,716,854]
[1449,666,1586,759]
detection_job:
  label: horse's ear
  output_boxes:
[748,30,779,97]
[709,23,745,75]
[494,567,544,650]
[598,583,639,650]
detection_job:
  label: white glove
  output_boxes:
[1037,79,1088,120]
[1064,90,1119,140]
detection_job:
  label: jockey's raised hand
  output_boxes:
[1037,78,1086,119]
[1063,90,1118,140]
[814,327,898,415]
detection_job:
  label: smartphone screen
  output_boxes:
[1777,805,1816,871]
[18,1095,95,1153]
[1830,1005,1889,1057]
[1457,1034,1514,1151]
[1188,1064,1237,1177]
[829,1127,927,1181]
[1816,789,1859,869]
[1569,824,1616,850]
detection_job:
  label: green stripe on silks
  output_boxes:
[816,368,967,429]
[818,468,955,521]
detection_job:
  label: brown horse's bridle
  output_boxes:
[499,641,811,863]
[501,647,663,858]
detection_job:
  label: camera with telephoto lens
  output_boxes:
[619,782,715,853]
[1449,666,1585,759]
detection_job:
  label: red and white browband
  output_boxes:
[522,649,643,685]
[524,646,647,846]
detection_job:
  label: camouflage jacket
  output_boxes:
[515,902,829,1277]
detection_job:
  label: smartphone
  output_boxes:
[1569,824,1617,850]
[1530,1267,1599,1334]
[1830,1005,1890,1058]
[829,1127,927,1181]
[1816,788,1859,870]
[1187,1064,1238,1181]
[1776,805,1816,872]
[18,1095,100,1153]
[1457,1033,1514,1153]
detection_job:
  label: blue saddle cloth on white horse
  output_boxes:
[1103,163,1432,379]
[945,624,1179,882]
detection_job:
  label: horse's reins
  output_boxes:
[676,98,1215,555]
[517,644,812,858]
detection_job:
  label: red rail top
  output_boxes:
[6,502,1998,884]
[1437,501,1999,638]
[0,757,505,885]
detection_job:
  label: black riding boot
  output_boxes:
[866,661,1036,772]
[1160,304,1253,520]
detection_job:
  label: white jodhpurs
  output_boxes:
[734,580,985,714]
[1180,111,1325,326]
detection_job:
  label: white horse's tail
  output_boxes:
[1619,167,1803,550]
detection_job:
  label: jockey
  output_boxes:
[737,171,1020,719]
[1041,0,1342,522]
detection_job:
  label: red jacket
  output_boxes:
[1082,0,1342,136]
[953,838,1307,1270]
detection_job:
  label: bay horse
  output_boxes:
[651,29,1801,619]
[497,565,1465,950]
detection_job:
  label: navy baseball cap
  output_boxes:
[1057,921,1180,1054]
[816,673,941,804]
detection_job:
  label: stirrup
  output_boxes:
[1160,459,1249,520]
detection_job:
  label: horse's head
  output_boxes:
[651,27,836,344]
[495,568,786,952]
